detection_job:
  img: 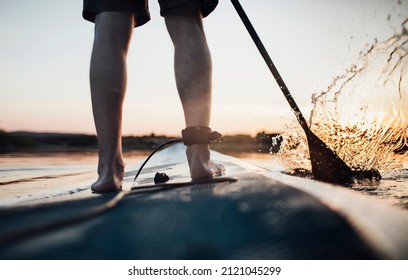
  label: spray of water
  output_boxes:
[278,19,408,177]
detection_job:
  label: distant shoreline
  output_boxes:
[0,130,283,154]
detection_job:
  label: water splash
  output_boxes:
[278,19,408,177]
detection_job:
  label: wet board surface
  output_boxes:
[0,143,407,259]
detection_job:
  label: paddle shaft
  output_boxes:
[230,0,309,131]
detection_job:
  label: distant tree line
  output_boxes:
[0,130,283,154]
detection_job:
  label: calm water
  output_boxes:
[0,151,407,210]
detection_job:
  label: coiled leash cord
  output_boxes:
[132,138,183,185]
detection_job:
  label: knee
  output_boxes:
[94,12,135,52]
[165,12,205,44]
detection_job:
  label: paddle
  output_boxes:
[230,0,354,184]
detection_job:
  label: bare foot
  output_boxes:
[187,144,225,180]
[91,161,125,193]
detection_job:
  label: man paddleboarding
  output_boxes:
[83,0,224,193]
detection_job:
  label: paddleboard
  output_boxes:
[0,143,407,259]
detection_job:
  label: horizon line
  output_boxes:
[0,129,284,137]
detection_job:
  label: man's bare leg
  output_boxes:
[165,11,224,180]
[90,12,134,192]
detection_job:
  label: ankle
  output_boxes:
[186,144,210,159]
[97,158,125,175]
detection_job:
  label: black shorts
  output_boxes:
[83,0,219,27]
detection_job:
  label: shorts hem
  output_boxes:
[82,10,151,27]
[82,0,151,27]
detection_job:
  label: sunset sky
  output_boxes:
[0,0,406,136]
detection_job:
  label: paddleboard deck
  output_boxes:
[132,176,237,190]
[0,143,407,259]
